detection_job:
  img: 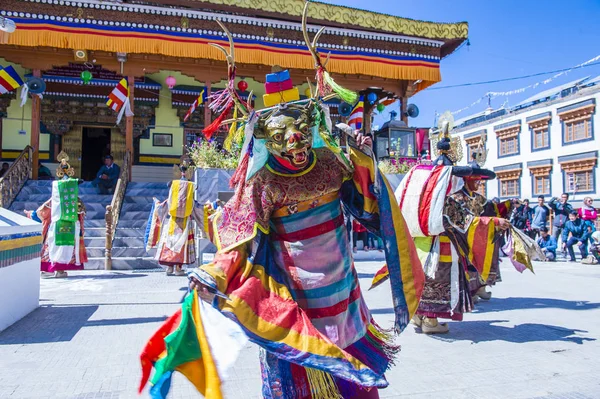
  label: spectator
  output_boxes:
[38,162,53,180]
[530,196,551,239]
[352,219,368,253]
[561,210,592,262]
[367,232,383,252]
[510,198,532,232]
[549,193,574,244]
[92,155,121,195]
[537,227,557,261]
[578,197,598,222]
[0,162,9,177]
[589,231,600,264]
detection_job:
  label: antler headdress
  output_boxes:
[301,2,358,105]
[201,20,254,140]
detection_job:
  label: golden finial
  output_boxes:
[173,159,195,181]
[55,151,75,178]
[473,132,488,167]
[430,111,463,164]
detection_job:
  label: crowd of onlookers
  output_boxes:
[509,194,599,264]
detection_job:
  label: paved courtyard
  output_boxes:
[1,257,599,399]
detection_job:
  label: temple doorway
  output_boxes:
[81,127,111,181]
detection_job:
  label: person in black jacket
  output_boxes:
[510,199,532,232]
[549,193,574,244]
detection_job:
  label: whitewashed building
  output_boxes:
[453,77,600,207]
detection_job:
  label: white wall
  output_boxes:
[455,88,600,206]
[0,260,40,332]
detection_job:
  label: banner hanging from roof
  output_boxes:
[6,18,441,92]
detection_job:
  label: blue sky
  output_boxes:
[321,0,600,127]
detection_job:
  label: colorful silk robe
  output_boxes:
[145,180,203,267]
[29,181,87,272]
[195,147,423,397]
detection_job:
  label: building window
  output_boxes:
[533,127,550,149]
[567,171,594,193]
[559,152,597,195]
[499,136,518,156]
[477,181,486,197]
[564,119,592,143]
[500,179,519,197]
[558,100,595,145]
[534,176,551,196]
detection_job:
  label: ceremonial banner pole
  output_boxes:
[30,69,41,180]
[126,76,134,181]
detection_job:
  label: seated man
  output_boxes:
[537,227,557,261]
[92,155,120,195]
[38,162,53,180]
[0,162,9,177]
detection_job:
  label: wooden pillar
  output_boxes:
[53,135,60,161]
[362,92,374,135]
[400,81,409,125]
[30,69,41,180]
[400,96,408,125]
[126,76,134,181]
[204,80,211,132]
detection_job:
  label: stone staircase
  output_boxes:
[9,181,172,270]
[109,182,170,270]
[9,180,111,269]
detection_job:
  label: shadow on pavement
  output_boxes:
[473,297,600,313]
[0,305,98,345]
[0,306,169,344]
[63,273,147,280]
[427,320,595,345]
[85,316,168,327]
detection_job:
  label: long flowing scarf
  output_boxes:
[55,179,79,246]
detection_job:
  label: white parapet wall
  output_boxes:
[0,208,43,332]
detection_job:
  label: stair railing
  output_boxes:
[0,146,34,209]
[104,150,130,270]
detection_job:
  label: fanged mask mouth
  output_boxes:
[282,147,311,167]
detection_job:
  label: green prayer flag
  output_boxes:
[55,179,79,246]
[150,293,202,385]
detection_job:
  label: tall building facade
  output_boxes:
[453,77,599,207]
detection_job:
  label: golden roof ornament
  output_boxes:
[55,151,75,178]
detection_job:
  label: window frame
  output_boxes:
[498,135,519,158]
[499,178,520,198]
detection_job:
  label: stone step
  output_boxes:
[85,256,162,270]
[115,219,147,228]
[122,196,160,205]
[123,188,169,197]
[127,182,172,189]
[85,227,106,237]
[87,246,155,258]
[120,202,154,213]
[85,236,146,247]
[119,210,152,220]
[113,227,146,238]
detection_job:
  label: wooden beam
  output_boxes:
[126,76,134,181]
[30,69,41,180]
[0,46,414,98]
